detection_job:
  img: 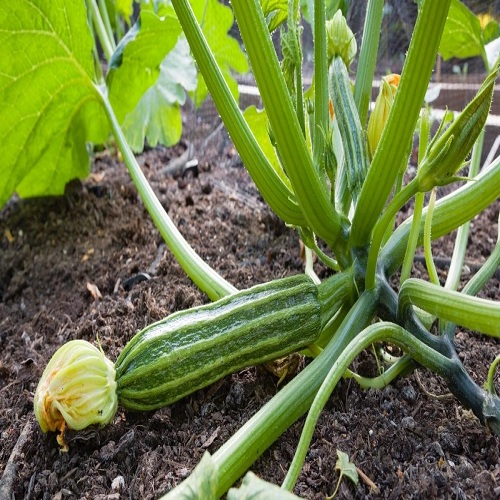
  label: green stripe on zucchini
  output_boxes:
[115,274,323,411]
[329,56,369,210]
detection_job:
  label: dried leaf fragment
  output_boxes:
[86,282,102,300]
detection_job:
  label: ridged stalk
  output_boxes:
[399,279,500,337]
[230,0,349,256]
[353,0,384,125]
[351,0,451,248]
[170,0,306,228]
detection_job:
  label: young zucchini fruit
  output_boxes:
[35,274,342,444]
[116,274,325,410]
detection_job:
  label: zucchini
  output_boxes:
[328,56,369,211]
[115,274,324,411]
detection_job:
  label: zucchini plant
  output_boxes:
[2,0,500,497]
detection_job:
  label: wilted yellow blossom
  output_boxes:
[34,340,118,450]
[367,74,400,158]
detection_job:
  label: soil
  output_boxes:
[1,119,500,500]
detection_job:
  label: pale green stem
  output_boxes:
[365,179,419,289]
[381,155,500,277]
[444,125,485,292]
[399,278,500,337]
[304,246,321,285]
[97,86,236,300]
[424,189,440,286]
[400,192,424,283]
[399,106,431,284]
[311,242,340,272]
[282,322,452,490]
[97,0,116,51]
[353,0,384,125]
[344,354,414,390]
[86,0,114,62]
[463,241,500,297]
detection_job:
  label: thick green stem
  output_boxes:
[98,86,236,300]
[399,278,500,337]
[230,0,349,256]
[353,0,384,125]
[351,0,451,248]
[170,0,306,228]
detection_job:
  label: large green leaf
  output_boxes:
[439,0,482,60]
[122,36,197,152]
[0,0,109,207]
[190,0,248,107]
[106,6,182,122]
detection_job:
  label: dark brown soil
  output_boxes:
[1,121,499,499]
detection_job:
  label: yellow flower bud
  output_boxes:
[326,10,357,68]
[367,74,400,159]
[34,340,118,450]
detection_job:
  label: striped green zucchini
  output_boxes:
[328,56,369,210]
[115,274,324,411]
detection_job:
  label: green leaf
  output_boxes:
[261,0,288,32]
[0,0,109,207]
[242,106,292,189]
[227,471,303,499]
[106,7,182,122]
[335,450,358,485]
[439,0,482,60]
[122,36,197,152]
[161,452,218,499]
[190,0,248,107]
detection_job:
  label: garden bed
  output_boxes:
[1,124,499,498]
